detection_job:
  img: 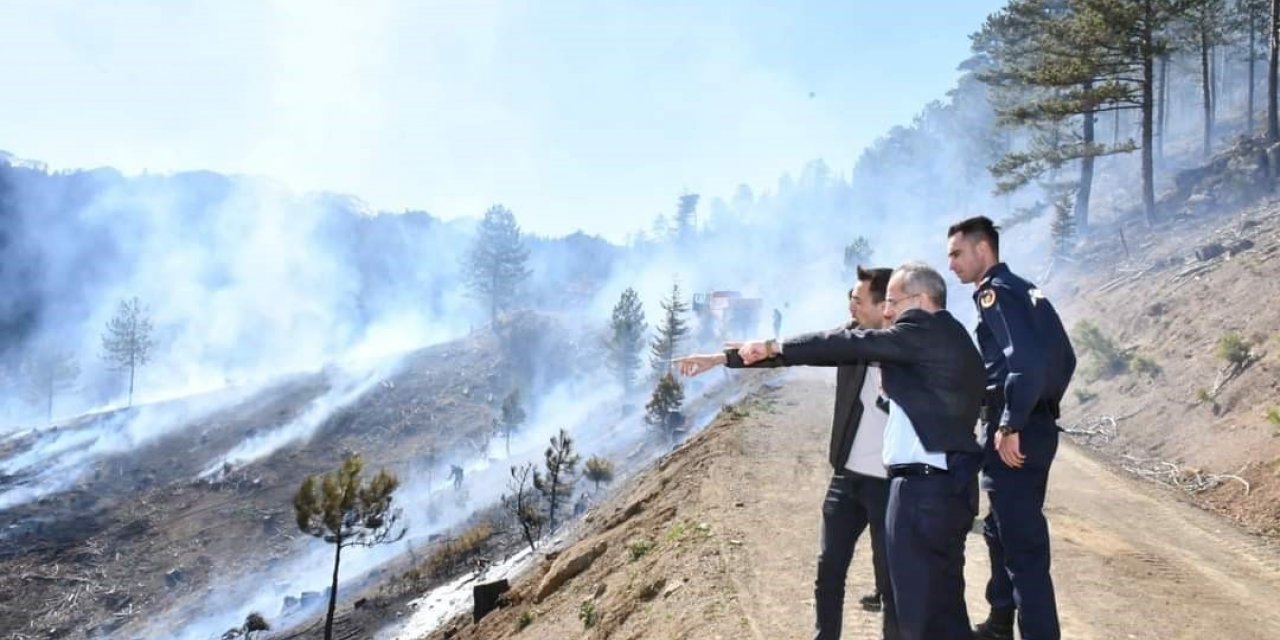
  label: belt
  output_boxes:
[887,463,949,478]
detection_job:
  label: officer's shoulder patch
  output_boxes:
[1028,287,1047,306]
[979,289,997,309]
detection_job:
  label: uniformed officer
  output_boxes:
[945,216,1076,640]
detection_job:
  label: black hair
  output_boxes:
[947,215,1000,257]
[855,265,892,304]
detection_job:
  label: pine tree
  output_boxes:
[1175,0,1228,157]
[464,205,531,323]
[974,0,1128,232]
[101,296,156,407]
[533,429,579,532]
[644,373,686,443]
[496,388,526,456]
[977,0,1195,227]
[607,288,647,393]
[842,237,874,281]
[293,454,404,640]
[1230,0,1271,133]
[649,280,690,377]
[1270,0,1280,141]
[1077,0,1197,224]
[1050,189,1078,256]
[583,455,615,492]
[674,193,699,244]
[502,463,544,552]
[20,349,79,424]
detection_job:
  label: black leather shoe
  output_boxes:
[973,621,1013,639]
[858,590,882,612]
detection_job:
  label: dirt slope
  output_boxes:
[1055,198,1280,537]
[425,369,1280,640]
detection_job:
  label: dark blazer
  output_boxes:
[725,322,881,471]
[769,308,984,455]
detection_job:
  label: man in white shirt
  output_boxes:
[807,269,898,640]
[679,267,899,639]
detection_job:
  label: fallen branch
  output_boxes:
[1120,455,1251,495]
[1099,272,1146,294]
[1172,262,1216,280]
[20,573,91,584]
[1063,415,1118,446]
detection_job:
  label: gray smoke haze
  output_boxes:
[196,356,405,479]
[0,166,476,424]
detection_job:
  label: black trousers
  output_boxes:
[982,414,1061,640]
[814,471,897,640]
[885,453,980,640]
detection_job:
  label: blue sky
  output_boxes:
[0,0,1005,240]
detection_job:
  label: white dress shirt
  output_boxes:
[882,398,949,469]
[845,366,888,479]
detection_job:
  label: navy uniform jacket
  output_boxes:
[974,263,1076,432]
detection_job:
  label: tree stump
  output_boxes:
[473,579,510,623]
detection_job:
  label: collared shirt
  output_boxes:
[844,365,888,479]
[882,398,948,469]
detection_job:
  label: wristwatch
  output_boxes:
[997,425,1019,435]
[765,339,780,357]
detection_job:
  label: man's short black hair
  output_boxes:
[948,215,1000,257]
[855,265,892,304]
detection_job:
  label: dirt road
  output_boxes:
[702,369,1280,640]
[425,368,1280,640]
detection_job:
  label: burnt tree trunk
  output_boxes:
[1076,82,1096,232]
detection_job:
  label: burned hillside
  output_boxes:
[0,313,602,639]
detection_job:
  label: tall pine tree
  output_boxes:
[20,349,79,424]
[1078,0,1195,224]
[1176,0,1228,157]
[464,205,531,323]
[649,280,690,377]
[101,296,156,407]
[980,0,1195,226]
[674,193,699,244]
[644,373,685,443]
[974,0,1134,231]
[607,287,647,393]
[1270,0,1280,141]
[1230,0,1271,133]
[533,429,579,532]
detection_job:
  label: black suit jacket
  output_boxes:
[769,308,984,455]
[725,322,882,471]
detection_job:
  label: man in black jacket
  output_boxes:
[678,262,985,640]
[716,267,896,639]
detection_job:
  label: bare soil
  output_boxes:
[1055,198,1280,538]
